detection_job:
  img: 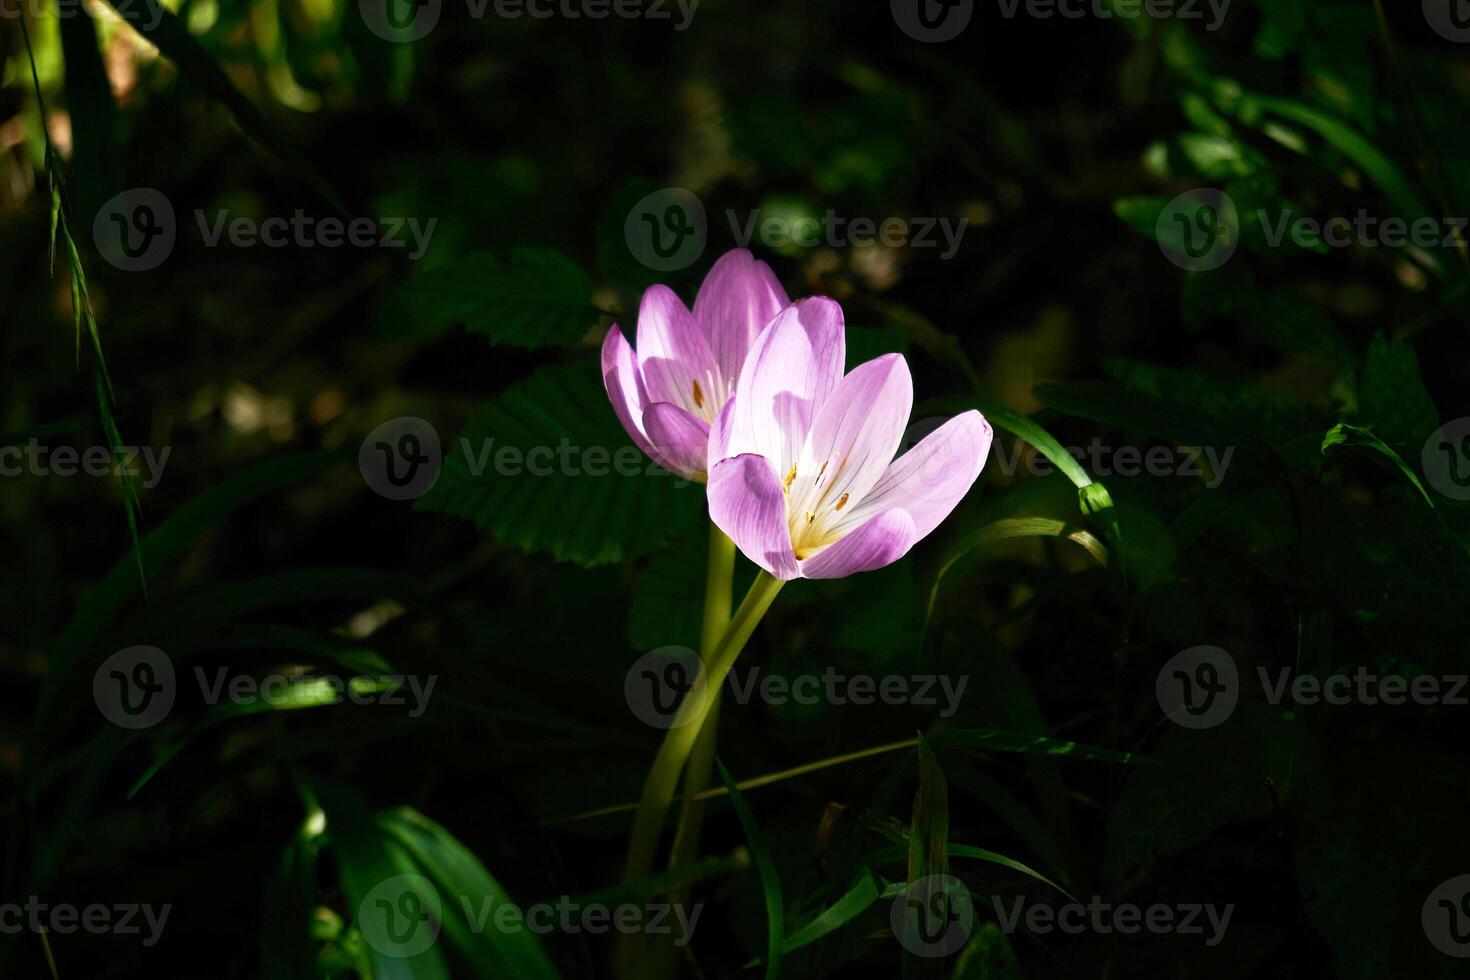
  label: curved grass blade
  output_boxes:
[927,728,1150,765]
[920,393,1123,572]
[861,843,1073,903]
[926,517,1108,625]
[717,759,784,980]
[744,870,884,967]
[1321,423,1435,509]
[380,807,561,980]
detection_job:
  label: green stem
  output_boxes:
[638,525,735,978]
[618,568,784,976]
[668,524,736,869]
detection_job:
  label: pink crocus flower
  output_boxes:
[705,299,992,580]
[601,249,790,481]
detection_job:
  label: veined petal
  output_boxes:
[787,353,913,557]
[722,297,846,479]
[797,509,916,579]
[706,398,736,472]
[636,285,721,421]
[707,454,801,580]
[693,249,789,385]
[642,402,711,482]
[835,411,992,542]
[601,324,653,456]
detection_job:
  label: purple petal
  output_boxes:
[786,354,913,557]
[693,249,790,385]
[707,454,800,580]
[601,325,653,456]
[635,285,722,420]
[797,509,916,579]
[706,399,736,472]
[721,297,846,479]
[642,402,711,481]
[836,411,992,542]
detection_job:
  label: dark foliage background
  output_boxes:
[2,0,1469,976]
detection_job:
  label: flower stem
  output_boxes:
[618,567,784,976]
[667,524,736,871]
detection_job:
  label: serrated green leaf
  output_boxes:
[418,359,703,565]
[391,248,600,347]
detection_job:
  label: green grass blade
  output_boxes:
[717,758,785,980]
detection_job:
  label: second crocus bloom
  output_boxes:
[706,299,992,580]
[601,249,789,482]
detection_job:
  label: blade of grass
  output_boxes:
[717,759,784,980]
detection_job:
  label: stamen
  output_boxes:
[783,465,798,492]
[835,492,850,510]
[805,512,815,524]
[691,379,705,410]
